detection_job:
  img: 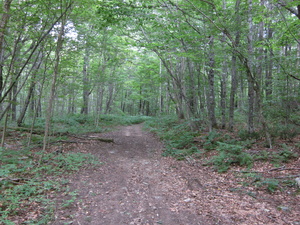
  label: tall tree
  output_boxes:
[43,1,73,152]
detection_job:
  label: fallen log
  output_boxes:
[70,135,114,143]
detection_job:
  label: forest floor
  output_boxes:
[51,124,300,225]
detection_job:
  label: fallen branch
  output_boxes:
[70,135,114,143]
[92,137,114,143]
[0,176,29,184]
[268,166,285,172]
[269,166,300,172]
[273,174,300,179]
[232,170,264,173]
[50,140,89,144]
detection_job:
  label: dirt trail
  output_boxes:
[54,125,204,225]
[53,124,300,225]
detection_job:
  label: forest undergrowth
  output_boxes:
[144,116,300,192]
[0,114,149,224]
[0,114,299,224]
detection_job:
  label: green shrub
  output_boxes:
[259,178,280,193]
[238,129,261,141]
[254,150,270,161]
[162,146,201,160]
[254,145,298,166]
[271,144,298,166]
[278,125,299,140]
[210,142,253,172]
[144,116,200,159]
[99,114,150,126]
[202,130,221,150]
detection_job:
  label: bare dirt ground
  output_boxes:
[53,124,300,225]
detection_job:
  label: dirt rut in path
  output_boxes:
[54,125,205,225]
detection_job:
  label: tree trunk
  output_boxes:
[229,0,241,131]
[0,0,12,102]
[17,51,43,126]
[81,46,90,115]
[247,0,255,133]
[97,85,105,114]
[207,36,217,129]
[196,65,206,117]
[11,79,18,121]
[42,14,66,152]
[186,58,197,118]
[220,64,227,129]
[105,83,114,114]
[265,27,273,101]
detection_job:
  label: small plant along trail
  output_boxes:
[54,124,299,225]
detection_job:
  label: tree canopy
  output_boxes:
[0,0,299,137]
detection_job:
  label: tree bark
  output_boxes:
[105,82,114,114]
[0,0,13,100]
[229,0,241,131]
[265,29,273,101]
[81,45,90,114]
[220,63,227,129]
[17,51,43,126]
[207,36,217,129]
[247,0,255,133]
[42,13,67,152]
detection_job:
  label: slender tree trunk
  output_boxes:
[81,45,90,114]
[229,0,241,131]
[196,66,205,116]
[1,110,9,147]
[105,83,114,114]
[265,27,273,101]
[97,85,104,113]
[11,79,18,121]
[207,36,217,129]
[247,0,255,133]
[120,89,126,113]
[159,60,164,114]
[186,58,197,118]
[220,0,228,129]
[220,63,227,129]
[0,0,12,103]
[255,9,264,114]
[17,52,43,126]
[229,54,238,130]
[18,80,35,126]
[139,86,143,114]
[42,15,66,152]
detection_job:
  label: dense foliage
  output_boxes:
[0,0,299,136]
[0,0,299,222]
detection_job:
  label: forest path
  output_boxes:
[53,124,206,225]
[53,124,297,225]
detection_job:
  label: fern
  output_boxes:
[210,142,253,172]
